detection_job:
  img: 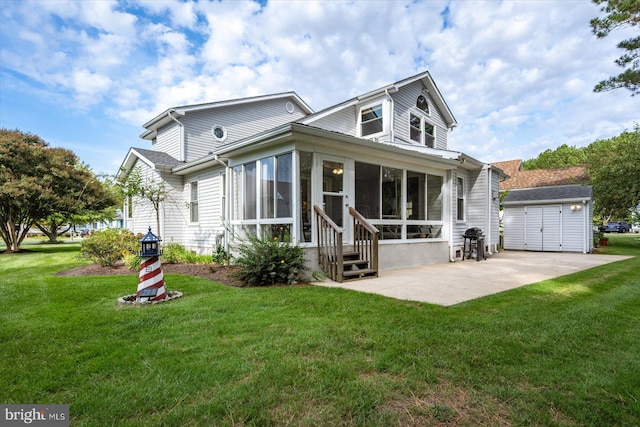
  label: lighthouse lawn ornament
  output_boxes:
[137,227,167,303]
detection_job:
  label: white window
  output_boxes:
[456,176,465,221]
[212,125,227,143]
[409,112,435,148]
[360,103,384,137]
[190,181,199,223]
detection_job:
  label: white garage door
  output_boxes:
[525,205,562,251]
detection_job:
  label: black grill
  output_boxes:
[462,228,486,261]
[463,227,484,238]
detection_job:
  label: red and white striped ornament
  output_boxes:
[136,255,166,302]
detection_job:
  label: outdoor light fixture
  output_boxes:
[570,205,583,211]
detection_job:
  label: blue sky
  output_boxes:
[1,0,638,176]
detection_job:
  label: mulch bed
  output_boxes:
[57,261,248,287]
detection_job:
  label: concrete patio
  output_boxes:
[312,250,633,306]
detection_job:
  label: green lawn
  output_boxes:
[1,236,639,426]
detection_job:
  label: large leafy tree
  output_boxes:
[591,0,640,95]
[0,128,118,252]
[585,127,640,220]
[522,144,587,170]
[35,173,122,243]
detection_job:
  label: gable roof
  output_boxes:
[117,147,183,179]
[491,159,523,178]
[298,70,458,129]
[140,92,314,140]
[503,184,592,204]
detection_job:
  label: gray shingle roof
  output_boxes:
[503,185,592,203]
[133,148,183,168]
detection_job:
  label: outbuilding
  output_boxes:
[502,185,593,253]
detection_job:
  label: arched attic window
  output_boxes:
[416,94,429,114]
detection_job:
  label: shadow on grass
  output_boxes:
[1,241,82,255]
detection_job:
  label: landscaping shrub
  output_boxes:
[123,253,141,270]
[212,244,231,265]
[80,228,139,267]
[234,232,307,286]
[162,242,212,264]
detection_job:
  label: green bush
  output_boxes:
[212,245,231,265]
[123,253,142,270]
[81,228,139,267]
[162,242,212,264]
[234,232,307,286]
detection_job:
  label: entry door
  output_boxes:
[315,155,353,235]
[525,205,562,251]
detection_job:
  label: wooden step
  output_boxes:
[343,259,369,269]
[342,268,378,280]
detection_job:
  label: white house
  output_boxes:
[118,71,504,281]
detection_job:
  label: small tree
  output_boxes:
[118,167,169,237]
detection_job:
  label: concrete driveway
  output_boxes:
[313,251,633,306]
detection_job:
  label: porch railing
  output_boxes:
[350,207,379,276]
[314,205,344,282]
[314,205,379,282]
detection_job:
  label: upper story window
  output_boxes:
[360,103,383,137]
[212,125,227,143]
[409,113,436,148]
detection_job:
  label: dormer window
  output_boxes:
[409,113,436,148]
[360,103,383,137]
[416,94,429,114]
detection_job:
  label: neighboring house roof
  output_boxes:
[118,147,183,179]
[491,159,523,178]
[299,70,458,129]
[503,184,592,204]
[140,92,314,140]
[493,161,589,191]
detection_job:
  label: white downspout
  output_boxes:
[486,166,493,255]
[449,169,456,262]
[385,89,394,142]
[167,110,184,161]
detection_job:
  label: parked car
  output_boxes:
[605,221,631,233]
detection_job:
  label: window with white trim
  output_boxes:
[360,103,384,137]
[230,153,294,242]
[456,176,465,221]
[409,112,436,148]
[190,181,199,223]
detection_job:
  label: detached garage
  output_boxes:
[503,185,593,253]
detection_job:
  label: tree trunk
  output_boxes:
[35,221,72,244]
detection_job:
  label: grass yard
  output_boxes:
[1,235,639,426]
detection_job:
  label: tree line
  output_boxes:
[522,126,640,224]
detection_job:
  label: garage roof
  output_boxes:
[503,185,592,203]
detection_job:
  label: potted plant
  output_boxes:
[598,232,608,246]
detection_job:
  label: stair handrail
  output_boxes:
[349,207,379,276]
[314,205,343,282]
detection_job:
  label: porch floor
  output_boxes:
[311,250,631,306]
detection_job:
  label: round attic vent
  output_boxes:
[285,102,295,114]
[212,125,227,142]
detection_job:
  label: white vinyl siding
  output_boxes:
[307,106,357,136]
[391,81,449,149]
[181,98,307,161]
[155,123,181,160]
[183,169,226,253]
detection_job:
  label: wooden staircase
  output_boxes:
[341,250,378,281]
[314,205,379,283]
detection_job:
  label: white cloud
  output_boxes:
[1,0,638,175]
